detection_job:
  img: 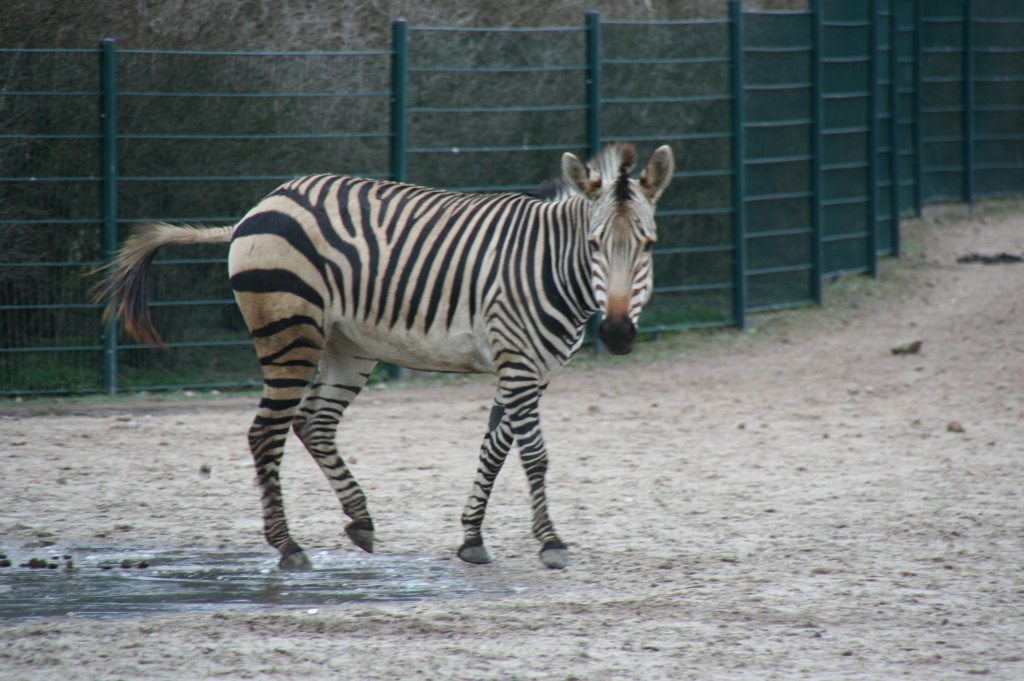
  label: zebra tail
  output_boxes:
[91,223,234,347]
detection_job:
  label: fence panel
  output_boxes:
[0,48,104,394]
[2,3,1023,396]
[972,2,1024,197]
[602,18,735,330]
[112,48,391,392]
[403,25,587,194]
[742,9,816,311]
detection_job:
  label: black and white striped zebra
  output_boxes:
[98,143,674,569]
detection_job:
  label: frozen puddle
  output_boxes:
[0,545,520,620]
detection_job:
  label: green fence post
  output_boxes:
[585,11,602,160]
[585,11,602,349]
[100,38,118,395]
[889,0,901,257]
[388,20,408,380]
[728,0,747,330]
[390,20,408,184]
[867,0,880,278]
[913,0,924,215]
[962,0,974,210]
[810,0,824,304]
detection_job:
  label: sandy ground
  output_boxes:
[1,205,1022,680]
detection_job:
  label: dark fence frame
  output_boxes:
[1,0,1021,395]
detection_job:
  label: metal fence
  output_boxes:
[1,0,1021,395]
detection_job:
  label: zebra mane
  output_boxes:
[534,143,637,202]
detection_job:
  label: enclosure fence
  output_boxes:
[2,0,1022,395]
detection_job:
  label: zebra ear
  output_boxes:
[561,152,603,200]
[639,145,675,204]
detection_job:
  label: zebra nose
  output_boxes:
[597,316,637,355]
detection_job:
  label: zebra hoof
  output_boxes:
[278,549,312,571]
[457,540,492,565]
[345,519,374,553]
[539,541,569,570]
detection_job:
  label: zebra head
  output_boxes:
[562,143,675,355]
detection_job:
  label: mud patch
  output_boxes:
[0,544,520,621]
[956,251,1023,264]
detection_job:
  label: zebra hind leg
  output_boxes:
[458,397,514,565]
[292,352,378,554]
[248,364,319,571]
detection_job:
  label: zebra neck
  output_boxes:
[549,196,600,330]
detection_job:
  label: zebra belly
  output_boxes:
[331,319,496,374]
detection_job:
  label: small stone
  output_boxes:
[946,421,965,433]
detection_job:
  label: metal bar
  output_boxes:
[744,154,813,165]
[390,21,408,185]
[746,227,814,239]
[586,11,602,162]
[811,0,825,304]
[0,133,100,140]
[962,0,974,210]
[604,130,732,142]
[656,206,734,217]
[913,0,924,215]
[822,231,870,243]
[747,263,815,277]
[100,38,118,395]
[744,117,812,128]
[408,65,583,74]
[119,131,389,141]
[651,282,734,294]
[388,20,409,380]
[746,190,814,202]
[118,90,390,99]
[653,244,735,255]
[120,48,390,57]
[407,143,577,154]
[409,103,587,114]
[822,196,869,207]
[408,25,579,33]
[602,94,730,105]
[603,56,730,66]
[729,0,747,330]
[601,18,729,26]
[585,11,602,351]
[888,0,901,256]
[867,0,880,278]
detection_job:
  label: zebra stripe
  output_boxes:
[97,143,674,570]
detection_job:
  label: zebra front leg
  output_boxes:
[292,354,378,554]
[459,398,514,565]
[501,379,569,569]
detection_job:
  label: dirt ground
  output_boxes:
[1,205,1022,680]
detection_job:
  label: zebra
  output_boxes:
[97,142,674,570]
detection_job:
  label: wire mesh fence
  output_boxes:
[1,0,1021,395]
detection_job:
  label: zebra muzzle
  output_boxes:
[597,316,637,355]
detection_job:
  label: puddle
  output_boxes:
[0,544,521,621]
